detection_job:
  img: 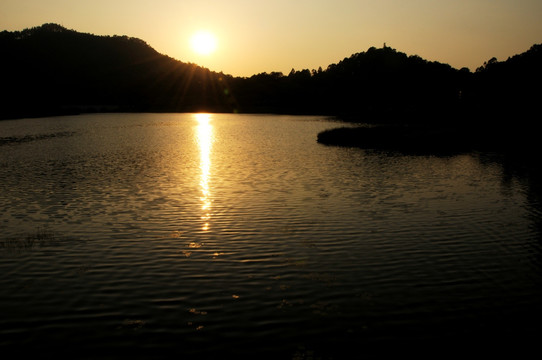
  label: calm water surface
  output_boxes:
[1,113,542,358]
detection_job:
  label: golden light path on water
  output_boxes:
[195,113,213,231]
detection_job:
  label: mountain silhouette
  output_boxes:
[1,23,540,127]
[0,24,237,119]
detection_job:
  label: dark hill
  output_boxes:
[0,24,237,119]
[305,46,467,121]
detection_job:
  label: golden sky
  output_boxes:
[2,0,541,76]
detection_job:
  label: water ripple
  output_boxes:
[1,114,541,357]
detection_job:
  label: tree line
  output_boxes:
[1,23,540,129]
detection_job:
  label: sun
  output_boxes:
[190,31,217,55]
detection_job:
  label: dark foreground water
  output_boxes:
[1,113,541,358]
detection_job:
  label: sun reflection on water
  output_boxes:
[195,113,213,231]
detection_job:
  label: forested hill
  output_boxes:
[1,24,541,123]
[0,24,237,119]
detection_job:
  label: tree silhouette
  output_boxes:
[1,23,541,132]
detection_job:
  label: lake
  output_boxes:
[1,113,541,358]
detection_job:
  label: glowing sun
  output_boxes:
[190,31,217,55]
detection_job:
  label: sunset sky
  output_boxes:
[2,0,541,77]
